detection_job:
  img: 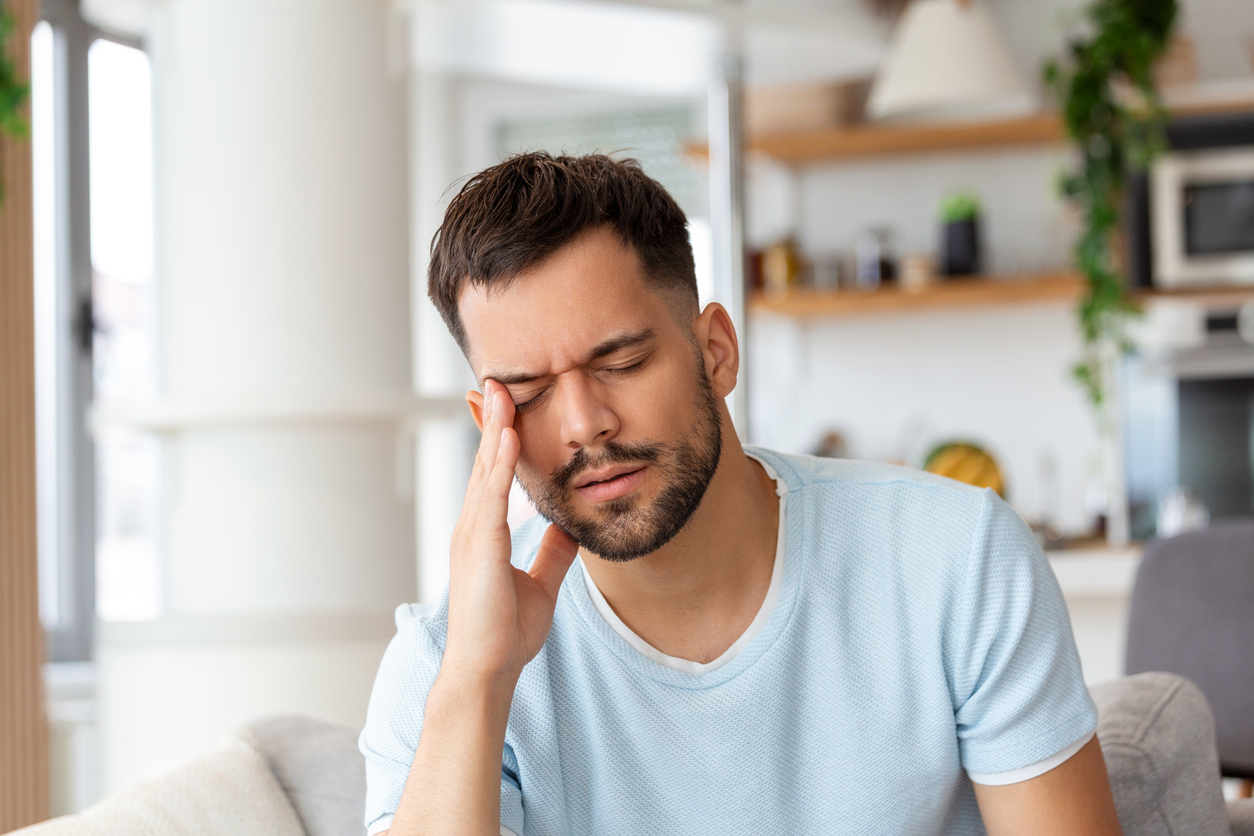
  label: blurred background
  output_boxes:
[3,0,1254,822]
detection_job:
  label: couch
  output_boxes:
[12,672,1254,836]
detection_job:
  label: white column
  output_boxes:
[96,0,417,792]
[408,21,477,604]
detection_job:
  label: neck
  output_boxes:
[580,417,780,663]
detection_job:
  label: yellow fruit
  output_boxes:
[922,442,1005,497]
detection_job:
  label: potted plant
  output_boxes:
[1043,0,1177,543]
[939,191,982,277]
[1043,0,1176,413]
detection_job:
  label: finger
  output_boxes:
[492,379,517,431]
[530,525,579,601]
[476,425,520,530]
[473,384,503,473]
[465,383,508,509]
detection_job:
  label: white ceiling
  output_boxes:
[410,0,890,94]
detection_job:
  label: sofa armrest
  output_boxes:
[1090,672,1230,836]
[7,732,305,836]
[247,715,366,836]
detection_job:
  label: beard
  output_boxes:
[516,354,724,562]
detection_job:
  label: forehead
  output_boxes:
[458,227,679,379]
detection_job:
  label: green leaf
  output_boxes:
[1043,0,1177,417]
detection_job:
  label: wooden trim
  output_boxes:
[0,0,50,829]
[750,272,1084,318]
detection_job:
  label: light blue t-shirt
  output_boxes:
[360,448,1096,835]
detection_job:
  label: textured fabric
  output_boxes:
[965,731,1092,786]
[1125,520,1254,778]
[1090,672,1230,836]
[10,732,304,836]
[248,715,366,836]
[581,455,1086,786]
[360,449,1097,835]
[1230,799,1254,836]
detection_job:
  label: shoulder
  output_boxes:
[748,445,996,521]
[749,446,1035,585]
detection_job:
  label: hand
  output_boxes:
[442,379,580,684]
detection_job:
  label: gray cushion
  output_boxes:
[1231,799,1254,836]
[1091,672,1230,836]
[248,716,366,836]
[1126,520,1254,777]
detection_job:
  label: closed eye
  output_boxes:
[513,388,549,414]
[604,359,645,375]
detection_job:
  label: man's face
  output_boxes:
[459,226,725,561]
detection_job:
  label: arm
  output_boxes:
[974,736,1123,836]
[386,380,579,836]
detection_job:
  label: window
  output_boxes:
[88,38,161,623]
[33,0,159,661]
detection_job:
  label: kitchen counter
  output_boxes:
[1046,544,1144,685]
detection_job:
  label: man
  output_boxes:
[360,153,1123,835]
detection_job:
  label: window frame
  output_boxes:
[37,0,144,662]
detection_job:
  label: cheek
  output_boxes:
[513,415,561,478]
[633,358,700,426]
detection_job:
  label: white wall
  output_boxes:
[749,300,1102,532]
[744,0,1254,534]
[98,0,416,794]
[744,140,1097,531]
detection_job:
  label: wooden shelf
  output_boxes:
[1139,285,1254,307]
[751,272,1084,318]
[752,113,1063,163]
[687,92,1254,164]
[686,113,1064,164]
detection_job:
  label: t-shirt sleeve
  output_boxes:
[948,490,1098,776]
[358,604,526,834]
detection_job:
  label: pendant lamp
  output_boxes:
[867,0,1034,121]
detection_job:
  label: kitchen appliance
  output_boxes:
[1151,145,1254,288]
[1128,111,1254,290]
[1123,296,1254,538]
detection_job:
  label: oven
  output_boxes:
[1123,298,1254,539]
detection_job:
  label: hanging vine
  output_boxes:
[0,0,31,202]
[1043,0,1177,417]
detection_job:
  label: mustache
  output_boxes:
[551,440,665,493]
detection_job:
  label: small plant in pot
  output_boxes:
[940,191,982,277]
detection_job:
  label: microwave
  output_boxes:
[1151,146,1254,288]
[1127,111,1254,291]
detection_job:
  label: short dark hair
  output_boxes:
[428,152,698,352]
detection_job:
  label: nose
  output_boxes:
[557,373,619,450]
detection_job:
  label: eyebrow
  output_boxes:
[483,328,657,387]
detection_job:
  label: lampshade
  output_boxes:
[867,0,1034,122]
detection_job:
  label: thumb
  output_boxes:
[529,525,579,601]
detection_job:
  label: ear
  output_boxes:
[466,388,486,431]
[693,302,739,399]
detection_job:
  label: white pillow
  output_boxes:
[15,731,306,836]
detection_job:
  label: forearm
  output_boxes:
[389,667,519,836]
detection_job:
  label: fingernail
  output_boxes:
[484,389,494,419]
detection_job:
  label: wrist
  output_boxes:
[431,660,520,721]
